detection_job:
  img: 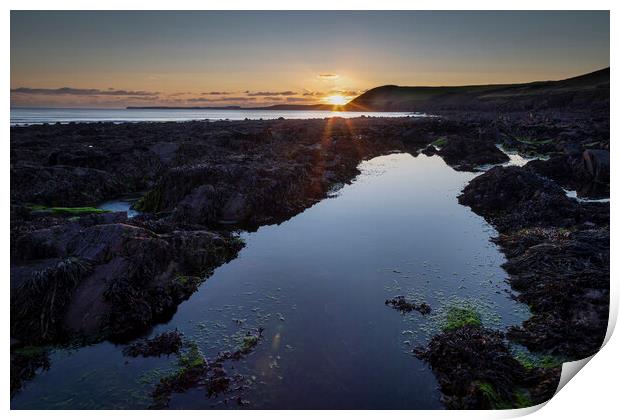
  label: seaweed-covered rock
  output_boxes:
[414,325,560,409]
[526,151,609,199]
[458,166,581,232]
[151,328,263,408]
[498,227,609,359]
[10,222,243,343]
[11,258,92,342]
[436,135,509,169]
[10,346,51,397]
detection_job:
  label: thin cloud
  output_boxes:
[303,91,324,97]
[168,92,191,97]
[201,91,232,95]
[127,95,160,100]
[186,96,258,103]
[328,89,361,97]
[318,74,339,79]
[11,87,159,96]
[246,91,297,97]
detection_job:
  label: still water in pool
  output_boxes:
[11,153,530,409]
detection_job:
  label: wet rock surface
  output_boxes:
[458,165,583,231]
[10,346,51,397]
[499,227,609,359]
[435,134,509,170]
[414,325,560,409]
[11,217,242,344]
[525,150,610,199]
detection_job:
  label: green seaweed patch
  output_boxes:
[513,389,533,408]
[513,136,553,146]
[431,137,447,148]
[513,349,563,370]
[240,335,259,353]
[477,382,533,409]
[134,189,162,213]
[175,275,193,286]
[12,345,48,358]
[477,382,508,409]
[28,205,111,216]
[178,342,207,372]
[443,306,482,331]
[138,367,175,385]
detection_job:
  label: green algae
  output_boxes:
[133,189,162,212]
[28,205,111,216]
[431,137,447,148]
[477,382,533,409]
[443,306,482,331]
[178,342,206,372]
[513,349,563,370]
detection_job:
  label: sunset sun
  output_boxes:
[324,94,349,106]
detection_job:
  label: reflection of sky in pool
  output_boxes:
[12,153,530,409]
[98,199,140,218]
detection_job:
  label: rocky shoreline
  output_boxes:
[10,111,609,408]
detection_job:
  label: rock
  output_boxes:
[458,166,581,232]
[414,325,560,409]
[436,135,509,169]
[498,227,609,359]
[420,144,436,156]
[10,221,243,343]
[385,296,432,315]
[582,149,609,184]
[526,151,609,199]
[11,346,51,397]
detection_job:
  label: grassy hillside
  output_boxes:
[346,67,609,112]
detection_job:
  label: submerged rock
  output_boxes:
[151,328,264,409]
[385,296,431,315]
[123,331,183,358]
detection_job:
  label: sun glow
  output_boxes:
[324,94,349,106]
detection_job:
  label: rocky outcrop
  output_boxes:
[436,135,509,170]
[458,166,582,232]
[11,216,242,343]
[414,325,560,409]
[459,166,609,359]
[500,227,609,359]
[525,149,610,199]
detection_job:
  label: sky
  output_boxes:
[10,11,610,108]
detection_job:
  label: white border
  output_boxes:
[4,2,617,419]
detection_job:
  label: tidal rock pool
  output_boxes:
[98,197,141,218]
[11,153,530,409]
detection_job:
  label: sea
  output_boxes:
[10,107,422,126]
